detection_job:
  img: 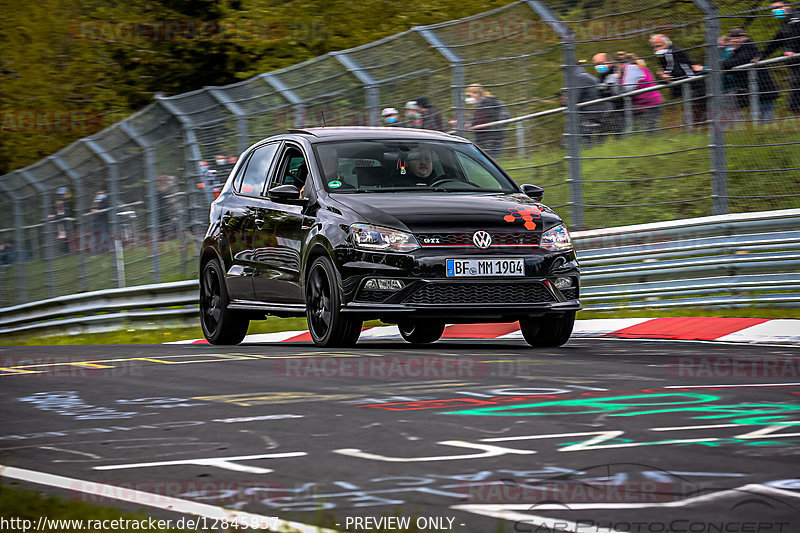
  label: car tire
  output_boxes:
[398,319,445,344]
[305,256,362,347]
[519,312,575,348]
[200,258,249,345]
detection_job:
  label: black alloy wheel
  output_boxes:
[305,256,362,347]
[519,311,575,348]
[398,319,446,344]
[200,258,249,345]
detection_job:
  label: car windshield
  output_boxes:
[312,140,517,193]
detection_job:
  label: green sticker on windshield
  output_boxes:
[328,180,342,188]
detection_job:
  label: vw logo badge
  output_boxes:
[473,231,492,249]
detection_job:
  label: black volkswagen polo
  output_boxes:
[200,127,579,347]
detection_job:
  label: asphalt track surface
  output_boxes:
[2,338,800,533]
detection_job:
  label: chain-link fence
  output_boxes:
[1,0,800,307]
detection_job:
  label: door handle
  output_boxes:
[221,211,232,224]
[254,217,265,230]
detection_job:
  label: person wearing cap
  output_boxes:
[413,96,444,131]
[381,107,402,127]
[723,27,780,123]
[753,1,800,113]
[404,101,423,128]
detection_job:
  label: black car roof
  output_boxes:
[283,127,471,143]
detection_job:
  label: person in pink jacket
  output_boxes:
[618,53,663,133]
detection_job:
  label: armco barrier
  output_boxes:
[1,209,798,335]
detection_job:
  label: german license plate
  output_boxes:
[446,258,525,277]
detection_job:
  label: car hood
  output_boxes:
[330,192,564,234]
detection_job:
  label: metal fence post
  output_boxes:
[682,82,694,132]
[262,74,307,128]
[156,96,210,222]
[332,52,380,126]
[694,0,728,215]
[623,96,634,134]
[119,122,161,284]
[83,139,124,288]
[0,181,26,304]
[527,0,583,229]
[415,27,465,132]
[748,69,760,123]
[20,170,55,299]
[51,155,89,292]
[207,88,250,154]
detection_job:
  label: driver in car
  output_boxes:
[406,147,436,186]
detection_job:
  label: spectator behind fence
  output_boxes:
[90,189,111,253]
[381,107,402,126]
[51,187,72,254]
[462,84,508,158]
[650,34,707,124]
[404,101,423,128]
[574,63,613,145]
[592,52,623,132]
[619,53,663,132]
[722,28,780,124]
[413,96,444,131]
[753,1,800,114]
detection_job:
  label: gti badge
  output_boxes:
[473,230,492,249]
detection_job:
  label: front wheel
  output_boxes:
[200,259,249,345]
[305,256,362,347]
[520,312,575,348]
[398,319,445,344]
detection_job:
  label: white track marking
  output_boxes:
[0,465,338,533]
[92,452,306,474]
[334,441,535,462]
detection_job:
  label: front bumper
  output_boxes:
[336,248,580,321]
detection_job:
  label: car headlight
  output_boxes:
[350,224,420,252]
[540,224,573,251]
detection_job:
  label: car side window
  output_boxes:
[454,151,502,189]
[238,142,279,196]
[269,146,307,192]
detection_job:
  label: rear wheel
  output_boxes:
[520,312,575,348]
[398,319,445,344]
[305,256,362,347]
[200,258,249,345]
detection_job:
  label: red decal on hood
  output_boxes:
[504,205,542,230]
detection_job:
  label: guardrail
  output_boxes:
[1,209,798,335]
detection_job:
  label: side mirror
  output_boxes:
[521,184,544,202]
[268,184,305,204]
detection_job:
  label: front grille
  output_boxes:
[355,290,390,303]
[417,232,539,247]
[404,282,554,305]
[561,287,579,300]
